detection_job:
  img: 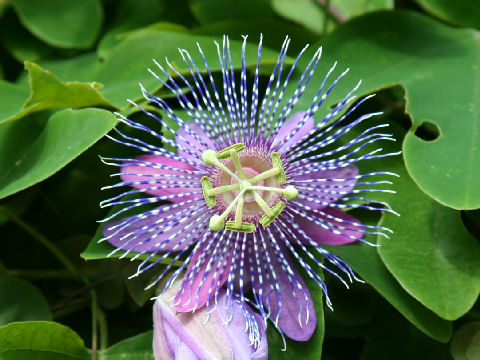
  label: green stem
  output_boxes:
[97,306,109,350]
[91,289,98,360]
[5,269,81,280]
[0,206,76,274]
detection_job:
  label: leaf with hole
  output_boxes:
[292,10,480,209]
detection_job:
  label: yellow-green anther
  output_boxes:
[230,149,246,179]
[252,192,274,218]
[225,221,255,233]
[259,201,285,227]
[217,143,245,159]
[207,183,240,196]
[201,176,216,206]
[271,152,286,184]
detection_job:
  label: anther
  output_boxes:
[201,176,216,206]
[225,221,255,233]
[216,143,245,159]
[259,201,285,227]
[271,152,286,184]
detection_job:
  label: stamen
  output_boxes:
[249,185,299,200]
[271,152,286,183]
[201,176,216,206]
[253,192,274,217]
[259,201,285,227]
[202,149,242,182]
[201,143,298,232]
[230,149,246,179]
[209,189,247,231]
[207,183,240,196]
[249,167,280,184]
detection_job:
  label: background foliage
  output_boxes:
[0,0,479,359]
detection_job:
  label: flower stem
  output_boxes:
[0,206,76,274]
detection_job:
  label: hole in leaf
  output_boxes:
[414,121,440,141]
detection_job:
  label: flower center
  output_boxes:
[200,143,299,233]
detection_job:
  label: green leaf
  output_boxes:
[0,321,91,359]
[331,0,393,19]
[0,108,117,200]
[0,277,51,326]
[0,12,53,62]
[295,10,480,209]
[451,322,480,360]
[188,0,273,24]
[327,242,452,342]
[0,62,115,124]
[98,331,154,360]
[271,0,328,35]
[378,166,480,320]
[192,18,318,53]
[360,300,451,360]
[413,0,480,28]
[11,0,103,49]
[0,81,30,122]
[31,31,287,109]
[272,0,393,35]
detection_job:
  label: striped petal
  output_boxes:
[292,165,359,209]
[175,242,233,312]
[295,207,363,246]
[121,155,200,202]
[272,112,314,153]
[177,123,216,163]
[103,202,199,252]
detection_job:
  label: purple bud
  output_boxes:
[153,282,268,360]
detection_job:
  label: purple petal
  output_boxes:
[272,112,314,153]
[121,155,199,203]
[295,207,363,246]
[217,291,268,360]
[177,123,215,163]
[262,252,316,341]
[175,243,232,312]
[292,165,359,209]
[103,203,196,252]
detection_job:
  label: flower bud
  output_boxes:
[153,282,267,360]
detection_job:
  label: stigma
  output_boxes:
[200,143,299,233]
